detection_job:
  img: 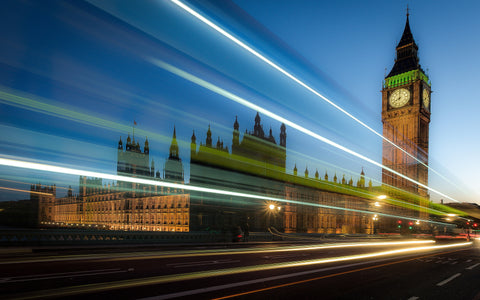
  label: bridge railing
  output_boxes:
[0,228,275,246]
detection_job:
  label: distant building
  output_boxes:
[189,113,287,232]
[44,129,190,232]
[38,113,382,234]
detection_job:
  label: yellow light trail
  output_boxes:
[2,240,436,265]
[148,58,459,203]
[0,157,452,226]
[10,241,472,299]
[0,186,53,196]
[169,0,454,198]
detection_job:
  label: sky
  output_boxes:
[0,0,479,204]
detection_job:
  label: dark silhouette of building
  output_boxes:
[190,114,287,232]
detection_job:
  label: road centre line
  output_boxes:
[436,273,461,286]
[407,297,419,300]
[466,262,480,270]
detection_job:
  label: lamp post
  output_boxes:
[372,214,379,234]
[267,203,282,231]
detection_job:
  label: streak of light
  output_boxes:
[0,157,453,226]
[102,240,437,262]
[148,58,459,203]
[0,178,70,190]
[1,240,437,265]
[0,85,462,214]
[169,0,454,197]
[0,186,53,196]
[10,241,471,299]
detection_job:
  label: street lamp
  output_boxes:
[372,214,379,234]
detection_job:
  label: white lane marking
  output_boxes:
[466,263,480,270]
[436,273,462,286]
[0,268,127,283]
[451,261,458,265]
[166,259,240,268]
[408,297,419,300]
[466,259,472,262]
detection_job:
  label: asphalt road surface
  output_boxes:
[0,238,478,299]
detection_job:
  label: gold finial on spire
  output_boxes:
[406,4,410,17]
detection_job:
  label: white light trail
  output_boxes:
[169,0,452,196]
[0,157,451,225]
[148,58,458,203]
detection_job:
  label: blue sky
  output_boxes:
[0,0,479,204]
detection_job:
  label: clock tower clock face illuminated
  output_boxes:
[381,13,430,199]
[389,88,410,108]
[422,89,430,108]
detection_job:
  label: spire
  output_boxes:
[280,123,286,147]
[387,9,422,77]
[253,112,264,138]
[293,163,298,176]
[126,134,132,151]
[206,125,212,147]
[333,173,337,183]
[304,166,309,178]
[324,170,329,181]
[234,115,239,131]
[397,11,415,48]
[315,169,319,179]
[118,136,123,150]
[169,126,179,159]
[144,137,149,154]
[191,130,197,156]
[191,130,196,144]
[232,117,240,147]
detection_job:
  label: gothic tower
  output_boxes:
[164,126,184,183]
[382,11,431,197]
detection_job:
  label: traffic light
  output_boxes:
[474,223,478,228]
[408,221,413,230]
[397,220,402,228]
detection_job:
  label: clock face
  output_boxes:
[422,89,430,108]
[389,88,410,108]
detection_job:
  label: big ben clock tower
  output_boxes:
[382,11,431,197]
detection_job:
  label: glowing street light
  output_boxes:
[377,195,387,200]
[269,204,275,210]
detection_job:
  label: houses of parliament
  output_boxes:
[34,13,430,234]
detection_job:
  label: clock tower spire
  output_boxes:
[381,11,431,198]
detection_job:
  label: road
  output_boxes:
[0,238,478,299]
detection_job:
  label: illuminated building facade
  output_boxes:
[189,113,374,234]
[42,129,190,232]
[381,13,430,197]
[189,113,287,232]
[39,114,380,234]
[381,12,431,227]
